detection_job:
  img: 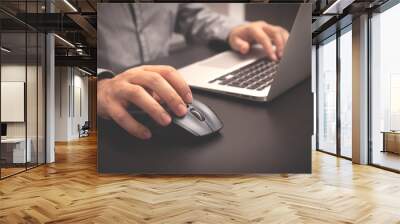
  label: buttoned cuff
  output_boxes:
[97,68,115,81]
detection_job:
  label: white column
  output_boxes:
[46,33,55,163]
[352,14,369,164]
[46,1,55,163]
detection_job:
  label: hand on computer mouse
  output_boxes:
[228,21,289,61]
[97,65,192,139]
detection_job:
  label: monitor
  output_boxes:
[1,123,7,137]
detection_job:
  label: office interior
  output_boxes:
[0,0,400,222]
[0,0,97,179]
[313,0,400,172]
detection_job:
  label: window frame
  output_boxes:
[315,23,353,161]
[367,0,400,173]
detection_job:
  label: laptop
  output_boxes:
[178,4,311,102]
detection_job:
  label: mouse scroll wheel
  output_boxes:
[190,108,205,121]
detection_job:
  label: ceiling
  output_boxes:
[1,0,97,73]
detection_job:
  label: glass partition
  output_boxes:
[0,1,46,179]
[1,30,28,177]
[27,30,38,169]
[37,32,45,165]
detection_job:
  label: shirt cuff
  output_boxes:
[97,68,115,80]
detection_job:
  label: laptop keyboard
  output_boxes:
[208,57,278,91]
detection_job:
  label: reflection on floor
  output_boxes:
[0,135,400,223]
[373,150,400,171]
[0,167,25,177]
[0,163,42,178]
[341,147,352,158]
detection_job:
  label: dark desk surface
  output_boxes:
[98,45,312,174]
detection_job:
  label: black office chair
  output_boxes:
[79,121,90,138]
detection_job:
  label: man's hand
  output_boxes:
[228,21,289,61]
[98,65,192,139]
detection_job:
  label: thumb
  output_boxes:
[230,36,250,54]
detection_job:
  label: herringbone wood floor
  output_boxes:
[1,134,400,224]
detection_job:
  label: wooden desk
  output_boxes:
[1,138,32,164]
[98,45,312,174]
[382,131,400,154]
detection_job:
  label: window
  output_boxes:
[339,27,352,158]
[317,36,337,154]
[370,2,400,171]
[316,24,353,159]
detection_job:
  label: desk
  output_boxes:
[1,138,31,164]
[382,131,400,154]
[98,45,312,174]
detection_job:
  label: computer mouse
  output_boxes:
[127,99,223,138]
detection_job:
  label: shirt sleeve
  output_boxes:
[97,68,116,80]
[175,3,244,44]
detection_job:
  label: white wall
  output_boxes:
[1,65,26,133]
[54,67,89,141]
[1,65,37,138]
[55,67,69,141]
[71,72,89,138]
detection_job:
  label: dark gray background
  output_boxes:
[97,4,312,174]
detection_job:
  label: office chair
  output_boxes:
[79,121,90,138]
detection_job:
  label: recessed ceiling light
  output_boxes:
[63,0,78,12]
[78,67,93,76]
[54,34,75,48]
[323,0,355,15]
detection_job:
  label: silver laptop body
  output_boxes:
[178,4,311,102]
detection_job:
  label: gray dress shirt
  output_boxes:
[98,3,242,75]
